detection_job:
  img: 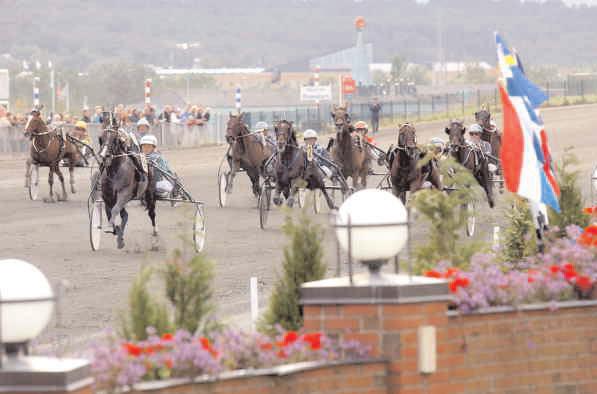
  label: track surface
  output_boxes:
[1,104,595,349]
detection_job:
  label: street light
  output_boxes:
[334,189,408,277]
[0,259,55,365]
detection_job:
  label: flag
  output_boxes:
[496,33,560,212]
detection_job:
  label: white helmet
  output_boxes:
[469,124,483,134]
[429,137,445,147]
[140,134,158,147]
[254,121,269,132]
[303,129,318,140]
[137,118,151,128]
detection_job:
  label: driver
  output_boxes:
[303,129,335,178]
[139,134,175,196]
[468,124,492,155]
[72,120,93,166]
[254,121,275,146]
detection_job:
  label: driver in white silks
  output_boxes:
[139,134,176,196]
[468,123,498,175]
[302,129,337,179]
[255,121,275,147]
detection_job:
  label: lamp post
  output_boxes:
[334,189,409,283]
[0,259,55,367]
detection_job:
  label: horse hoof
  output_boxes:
[58,195,68,202]
[71,186,77,194]
[273,197,282,206]
[43,197,56,203]
[117,239,125,249]
[287,197,295,207]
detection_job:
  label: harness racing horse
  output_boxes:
[24,109,81,203]
[225,113,274,198]
[389,123,442,203]
[272,120,335,209]
[445,120,495,208]
[328,105,369,189]
[97,115,157,249]
[475,108,501,158]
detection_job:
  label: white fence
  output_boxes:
[0,117,228,157]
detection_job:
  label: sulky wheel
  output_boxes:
[193,204,207,252]
[89,198,103,251]
[465,201,476,237]
[258,186,271,230]
[29,165,40,200]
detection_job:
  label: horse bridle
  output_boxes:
[27,118,59,154]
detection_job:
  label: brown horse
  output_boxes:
[389,123,441,203]
[225,113,274,197]
[272,120,336,209]
[445,120,495,208]
[329,105,369,189]
[24,110,81,203]
[475,108,501,158]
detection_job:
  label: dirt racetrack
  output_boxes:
[1,104,596,350]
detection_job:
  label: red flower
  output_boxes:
[457,277,470,288]
[143,346,154,355]
[199,337,210,350]
[276,350,287,359]
[122,343,142,357]
[161,333,174,342]
[282,331,299,346]
[564,271,577,281]
[563,262,575,272]
[586,225,597,235]
[303,333,322,350]
[576,275,593,291]
[449,281,458,293]
[550,265,560,274]
[527,276,535,283]
[209,349,219,358]
[424,270,442,279]
[165,358,173,369]
[260,343,274,351]
[445,268,459,278]
[583,207,595,214]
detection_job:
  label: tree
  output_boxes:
[390,56,407,83]
[87,61,154,106]
[548,148,590,235]
[259,210,326,333]
[501,196,536,263]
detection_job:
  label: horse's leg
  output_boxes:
[247,167,261,198]
[55,166,68,201]
[144,188,159,251]
[25,158,32,188]
[44,166,56,203]
[287,179,299,207]
[69,162,76,194]
[227,158,240,193]
[110,194,129,249]
[320,184,336,210]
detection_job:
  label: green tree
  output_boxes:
[390,56,407,82]
[119,267,172,340]
[260,210,326,333]
[548,148,589,235]
[87,61,154,106]
[501,196,536,263]
[412,157,486,272]
[163,251,215,334]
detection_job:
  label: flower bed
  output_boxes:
[424,225,597,313]
[91,328,370,392]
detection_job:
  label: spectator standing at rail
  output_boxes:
[159,105,173,123]
[81,108,91,123]
[92,106,103,123]
[368,97,382,134]
[143,104,156,125]
[203,107,211,122]
[0,106,10,127]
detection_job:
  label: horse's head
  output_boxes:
[475,108,491,130]
[24,109,47,137]
[445,119,466,146]
[226,112,246,144]
[330,105,351,129]
[274,120,296,151]
[99,113,127,163]
[398,123,417,148]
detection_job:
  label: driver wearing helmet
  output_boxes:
[353,121,375,144]
[72,120,93,166]
[303,129,335,178]
[139,134,175,195]
[136,118,151,138]
[429,137,446,156]
[468,124,492,155]
[254,121,274,146]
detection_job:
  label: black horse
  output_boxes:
[445,120,495,208]
[97,113,158,249]
[272,120,335,209]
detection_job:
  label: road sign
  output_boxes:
[342,76,356,95]
[300,85,332,102]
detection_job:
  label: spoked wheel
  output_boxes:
[297,188,306,208]
[258,186,271,229]
[217,157,231,208]
[29,165,39,200]
[313,189,322,213]
[465,201,476,237]
[89,198,103,251]
[193,204,207,252]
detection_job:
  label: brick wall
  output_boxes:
[303,300,597,394]
[129,360,389,394]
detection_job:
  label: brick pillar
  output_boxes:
[301,273,457,394]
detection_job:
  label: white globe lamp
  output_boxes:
[335,189,408,275]
[0,259,54,362]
